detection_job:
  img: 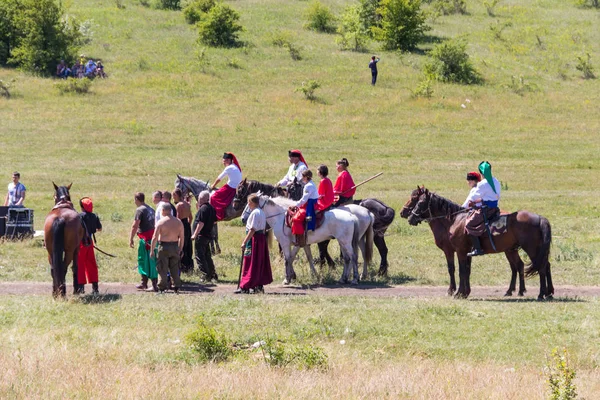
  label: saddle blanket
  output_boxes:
[489,215,508,236]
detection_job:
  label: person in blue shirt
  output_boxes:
[369,56,380,85]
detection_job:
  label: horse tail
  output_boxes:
[267,228,274,250]
[365,214,374,267]
[525,216,552,277]
[352,218,360,256]
[51,217,66,276]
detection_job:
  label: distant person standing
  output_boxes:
[4,172,26,207]
[150,204,184,293]
[369,55,380,85]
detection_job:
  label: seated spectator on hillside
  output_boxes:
[72,61,84,78]
[96,61,107,78]
[85,60,97,78]
[56,60,71,79]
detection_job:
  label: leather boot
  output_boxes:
[135,275,148,290]
[295,234,306,247]
[145,278,159,292]
[92,282,99,294]
[467,235,484,257]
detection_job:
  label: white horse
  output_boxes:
[336,204,374,280]
[259,195,361,284]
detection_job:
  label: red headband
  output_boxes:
[224,152,242,172]
[80,197,93,213]
[289,149,308,168]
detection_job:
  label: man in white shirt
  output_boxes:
[465,161,501,256]
[278,150,308,188]
[4,172,26,207]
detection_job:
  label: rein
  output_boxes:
[410,194,469,223]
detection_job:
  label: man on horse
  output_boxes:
[210,152,242,221]
[278,150,308,189]
[464,161,501,257]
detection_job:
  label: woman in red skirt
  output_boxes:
[210,152,242,221]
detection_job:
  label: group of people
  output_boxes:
[56,56,106,80]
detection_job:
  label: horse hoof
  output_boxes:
[283,279,290,285]
[518,292,525,297]
[546,295,554,301]
[537,295,545,301]
[504,292,513,297]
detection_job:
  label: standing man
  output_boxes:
[369,55,380,86]
[77,197,102,295]
[278,150,308,188]
[162,191,177,217]
[150,204,184,293]
[464,161,501,257]
[129,192,158,291]
[191,191,218,282]
[4,172,26,207]
[173,188,194,273]
[152,191,171,226]
[210,152,242,221]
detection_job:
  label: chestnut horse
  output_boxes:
[400,187,527,297]
[43,183,84,298]
[405,188,553,300]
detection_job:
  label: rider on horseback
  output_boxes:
[210,152,242,221]
[291,170,319,246]
[278,150,308,189]
[464,161,501,257]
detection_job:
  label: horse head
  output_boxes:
[287,177,303,201]
[407,189,431,226]
[233,178,249,211]
[53,182,72,204]
[400,185,425,219]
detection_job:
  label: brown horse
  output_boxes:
[404,188,553,300]
[43,183,84,298]
[400,187,527,297]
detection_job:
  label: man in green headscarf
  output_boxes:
[463,161,501,256]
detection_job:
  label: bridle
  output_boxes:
[409,193,468,223]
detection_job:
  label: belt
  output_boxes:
[483,201,498,208]
[158,241,178,246]
[254,230,265,235]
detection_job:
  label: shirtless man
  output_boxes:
[150,204,184,293]
[173,188,193,272]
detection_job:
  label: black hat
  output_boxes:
[223,152,233,160]
[288,150,301,158]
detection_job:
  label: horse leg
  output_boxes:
[517,255,526,296]
[338,244,350,284]
[72,248,81,295]
[359,238,368,281]
[465,257,472,298]
[443,249,456,296]
[504,251,519,296]
[303,246,319,279]
[317,240,335,269]
[283,246,300,285]
[455,254,469,299]
[546,262,554,299]
[211,224,221,255]
[63,252,74,297]
[374,235,388,277]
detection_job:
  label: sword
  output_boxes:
[340,172,383,196]
[94,245,117,258]
[481,206,497,252]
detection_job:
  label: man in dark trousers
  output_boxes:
[369,55,380,85]
[191,190,218,282]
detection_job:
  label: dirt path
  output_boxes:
[1,282,599,299]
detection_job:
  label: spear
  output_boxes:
[340,172,383,195]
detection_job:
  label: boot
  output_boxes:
[74,284,85,295]
[295,234,306,247]
[92,282,99,294]
[145,278,159,292]
[467,235,485,257]
[136,275,148,290]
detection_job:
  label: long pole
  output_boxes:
[340,172,383,196]
[236,248,244,289]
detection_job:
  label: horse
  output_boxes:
[407,188,553,300]
[43,183,85,298]
[400,186,527,297]
[258,195,361,284]
[175,174,244,255]
[234,178,375,281]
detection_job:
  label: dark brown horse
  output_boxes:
[43,183,84,298]
[406,188,553,300]
[400,187,527,297]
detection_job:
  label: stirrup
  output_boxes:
[467,249,485,257]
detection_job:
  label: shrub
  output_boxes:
[431,0,467,15]
[424,40,481,84]
[271,31,303,60]
[155,0,181,10]
[411,78,434,98]
[304,1,337,33]
[505,75,537,96]
[295,80,321,101]
[576,53,595,79]
[336,5,370,51]
[372,0,429,51]
[0,0,81,75]
[197,3,243,47]
[547,348,577,400]
[55,78,92,95]
[185,318,232,362]
[183,0,216,24]
[483,0,501,16]
[358,0,382,37]
[260,338,328,369]
[0,79,13,98]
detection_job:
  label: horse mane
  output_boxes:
[248,180,280,197]
[429,192,465,219]
[269,196,296,209]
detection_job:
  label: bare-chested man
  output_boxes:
[150,204,184,293]
[173,188,193,272]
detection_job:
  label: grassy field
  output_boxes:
[0,0,599,397]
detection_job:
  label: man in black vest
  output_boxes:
[191,190,218,282]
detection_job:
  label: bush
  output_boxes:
[295,80,321,101]
[197,3,243,47]
[183,0,216,24]
[155,0,181,10]
[271,31,303,60]
[0,79,13,98]
[260,338,328,369]
[358,0,382,37]
[185,318,232,362]
[411,78,434,98]
[424,40,481,84]
[576,53,595,79]
[336,5,370,51]
[547,348,577,400]
[55,78,92,95]
[0,0,81,75]
[483,0,501,16]
[431,0,467,15]
[372,0,429,51]
[304,1,337,33]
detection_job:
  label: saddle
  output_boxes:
[488,213,508,236]
[52,200,74,211]
[286,207,325,230]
